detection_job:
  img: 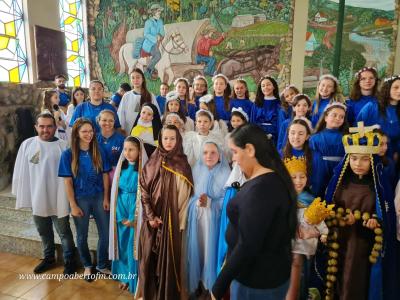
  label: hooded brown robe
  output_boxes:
[138,126,193,300]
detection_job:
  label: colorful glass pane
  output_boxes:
[59,0,87,87]
[0,0,28,83]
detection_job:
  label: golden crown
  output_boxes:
[284,156,307,175]
[304,198,335,225]
[342,122,382,154]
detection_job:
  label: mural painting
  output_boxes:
[87,0,295,94]
[303,0,400,95]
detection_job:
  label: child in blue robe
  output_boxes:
[212,74,232,123]
[174,77,197,119]
[310,102,347,197]
[156,82,168,115]
[278,94,312,152]
[192,75,208,109]
[278,85,299,131]
[346,67,379,126]
[186,141,231,294]
[250,76,280,143]
[230,79,253,118]
[109,136,148,294]
[357,75,400,159]
[311,75,343,127]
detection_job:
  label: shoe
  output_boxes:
[84,267,94,282]
[33,257,56,274]
[63,260,75,275]
[96,267,112,275]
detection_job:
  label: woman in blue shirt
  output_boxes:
[59,118,111,281]
[69,80,121,133]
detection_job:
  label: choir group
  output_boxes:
[12,67,400,300]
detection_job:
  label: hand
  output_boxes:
[71,205,84,217]
[298,225,320,239]
[210,292,217,300]
[198,193,208,207]
[122,220,136,227]
[149,216,163,228]
[345,212,355,225]
[364,218,380,230]
[320,234,328,244]
[103,200,110,211]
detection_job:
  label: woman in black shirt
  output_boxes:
[212,124,297,300]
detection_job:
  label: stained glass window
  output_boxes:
[59,0,88,87]
[0,0,28,83]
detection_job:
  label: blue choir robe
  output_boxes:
[357,101,400,158]
[310,128,344,197]
[180,98,197,120]
[279,147,305,159]
[277,118,291,152]
[111,164,138,294]
[186,146,231,293]
[311,98,331,128]
[346,95,377,126]
[278,106,293,132]
[215,95,231,122]
[156,95,166,115]
[229,98,253,118]
[250,98,280,143]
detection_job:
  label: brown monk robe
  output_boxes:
[137,125,193,300]
[333,173,375,300]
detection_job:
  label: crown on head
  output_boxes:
[284,156,307,175]
[304,198,335,225]
[342,122,382,154]
[384,75,400,83]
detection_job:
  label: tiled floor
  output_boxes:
[0,252,133,299]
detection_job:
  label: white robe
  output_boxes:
[117,91,159,133]
[183,131,224,167]
[12,136,70,217]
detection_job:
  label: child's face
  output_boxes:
[199,102,208,110]
[284,88,297,105]
[318,79,335,98]
[196,115,212,135]
[231,115,245,129]
[168,100,180,113]
[175,82,187,98]
[203,143,220,169]
[288,123,309,150]
[359,71,376,92]
[140,108,154,123]
[166,116,182,130]
[234,82,246,99]
[74,90,85,104]
[390,79,400,102]
[50,93,59,105]
[213,77,227,96]
[160,84,169,97]
[349,153,371,177]
[378,136,388,157]
[99,112,115,132]
[324,107,345,129]
[130,71,143,89]
[293,99,310,118]
[194,79,207,95]
[261,79,274,97]
[161,129,177,151]
[290,171,307,194]
[123,141,139,163]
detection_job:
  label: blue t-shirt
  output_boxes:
[59,91,70,106]
[97,131,125,167]
[69,101,121,132]
[156,95,166,115]
[58,148,111,198]
[111,93,122,108]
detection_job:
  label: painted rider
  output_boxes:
[142,4,165,79]
[196,27,226,76]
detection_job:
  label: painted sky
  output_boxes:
[329,0,395,11]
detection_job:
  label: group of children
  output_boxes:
[39,67,400,299]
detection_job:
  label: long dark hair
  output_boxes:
[131,68,152,106]
[314,104,348,133]
[282,119,313,177]
[280,85,300,113]
[378,77,400,119]
[163,99,187,123]
[71,87,86,107]
[212,75,232,111]
[291,94,312,118]
[230,124,297,238]
[121,136,140,171]
[255,76,280,107]
[350,67,379,101]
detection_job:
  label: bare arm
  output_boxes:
[64,177,83,217]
